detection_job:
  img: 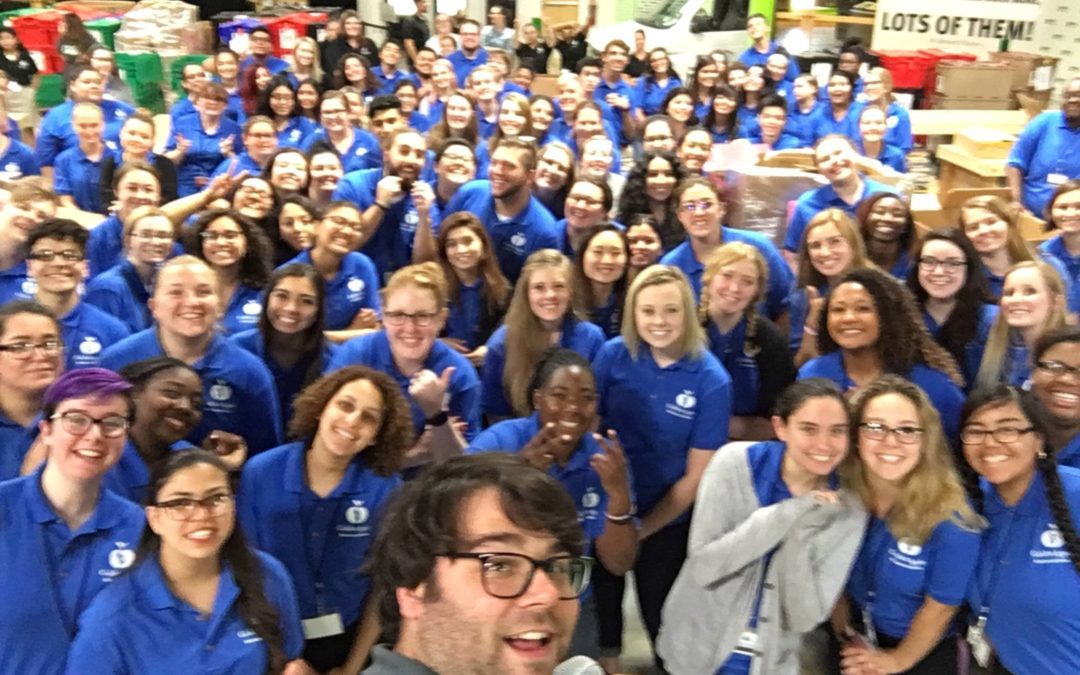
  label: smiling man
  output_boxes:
[364,453,588,675]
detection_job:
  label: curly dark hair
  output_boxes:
[182,208,272,289]
[905,228,993,372]
[959,385,1080,574]
[817,267,964,386]
[287,366,414,476]
[616,151,686,251]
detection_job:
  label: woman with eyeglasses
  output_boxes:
[233,264,336,424]
[281,201,380,338]
[257,75,316,150]
[592,265,731,669]
[300,92,380,174]
[975,261,1069,389]
[67,449,308,674]
[327,263,481,461]
[164,82,243,198]
[0,369,145,674]
[213,116,281,180]
[856,193,915,280]
[958,385,1080,675]
[635,48,683,119]
[182,208,272,336]
[906,229,997,389]
[1038,180,1080,316]
[100,357,201,504]
[798,267,966,440]
[830,376,982,674]
[467,348,637,658]
[99,255,282,456]
[658,379,865,675]
[0,301,63,480]
[238,366,412,672]
[1028,327,1080,467]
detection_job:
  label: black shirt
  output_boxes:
[626,54,649,78]
[0,49,37,86]
[515,43,550,75]
[555,31,588,71]
[400,15,431,60]
[321,37,379,75]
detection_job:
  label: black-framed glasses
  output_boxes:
[0,339,62,358]
[1036,360,1080,379]
[917,257,967,272]
[28,249,84,262]
[50,411,130,438]
[960,426,1035,445]
[200,230,244,242]
[858,422,923,444]
[384,310,438,327]
[155,493,235,520]
[439,552,593,600]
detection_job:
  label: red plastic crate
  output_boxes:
[27,47,64,74]
[874,50,935,89]
[12,10,64,51]
[268,12,327,57]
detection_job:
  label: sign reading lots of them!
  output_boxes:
[871,0,1042,56]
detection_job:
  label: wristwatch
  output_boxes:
[425,410,449,427]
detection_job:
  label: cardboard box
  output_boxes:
[932,95,1013,111]
[954,128,1016,159]
[1015,89,1052,115]
[989,51,1059,92]
[934,61,1013,101]
[724,167,828,246]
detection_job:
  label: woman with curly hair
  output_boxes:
[700,242,794,440]
[617,152,686,252]
[907,228,997,389]
[959,385,1080,675]
[182,208,272,335]
[857,192,916,279]
[831,376,983,673]
[798,266,966,439]
[238,366,413,673]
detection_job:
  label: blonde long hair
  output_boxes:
[621,265,705,360]
[975,260,1069,389]
[502,250,581,416]
[292,37,324,84]
[796,208,875,289]
[960,195,1035,264]
[699,242,767,355]
[843,375,984,543]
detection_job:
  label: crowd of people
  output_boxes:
[0,4,1078,675]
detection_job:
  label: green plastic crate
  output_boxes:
[34,73,65,109]
[85,18,122,51]
[168,54,210,96]
[115,52,164,90]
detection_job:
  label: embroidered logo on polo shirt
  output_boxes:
[897,540,922,556]
[582,490,601,509]
[675,390,697,409]
[2,162,22,180]
[1032,523,1071,564]
[242,299,262,316]
[345,501,369,525]
[889,539,927,571]
[20,279,36,296]
[510,232,527,249]
[339,500,372,537]
[210,383,232,401]
[1041,526,1065,549]
[237,629,263,644]
[402,207,419,233]
[665,390,698,420]
[108,542,135,570]
[79,337,102,355]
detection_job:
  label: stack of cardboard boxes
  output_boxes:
[931,52,1060,112]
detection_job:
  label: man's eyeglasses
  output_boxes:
[50,411,130,438]
[155,493,235,521]
[0,339,62,358]
[439,552,593,600]
[28,250,84,263]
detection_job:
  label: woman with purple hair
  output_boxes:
[0,368,146,674]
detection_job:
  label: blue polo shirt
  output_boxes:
[0,259,35,305]
[169,97,195,125]
[238,441,401,626]
[66,550,304,674]
[444,278,496,350]
[481,319,605,419]
[240,54,290,74]
[921,304,998,390]
[231,329,337,424]
[101,439,193,505]
[883,101,913,153]
[332,168,442,279]
[212,151,263,179]
[594,79,634,146]
[968,467,1080,675]
[797,351,964,440]
[84,259,153,333]
[784,178,896,252]
[1040,235,1080,315]
[706,318,762,417]
[276,116,316,148]
[442,180,559,283]
[0,468,144,675]
[0,138,40,181]
[787,100,823,147]
[220,285,263,336]
[327,330,482,440]
[0,410,39,481]
[85,214,124,279]
[1007,111,1080,215]
[739,43,800,81]
[372,66,419,95]
[99,330,283,453]
[467,413,609,548]
[812,103,860,143]
[53,144,106,214]
[447,48,489,86]
[746,130,803,151]
[58,301,130,370]
[856,138,907,173]
[1059,435,1080,469]
[635,74,682,117]
[659,230,793,319]
[35,99,132,168]
[301,127,381,174]
[847,516,979,641]
[166,114,244,197]
[593,336,731,519]
[282,250,381,331]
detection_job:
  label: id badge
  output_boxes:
[734,630,759,655]
[1049,173,1068,186]
[302,613,345,640]
[861,606,878,647]
[967,615,991,668]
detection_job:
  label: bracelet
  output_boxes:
[424,410,449,427]
[605,508,637,524]
[803,325,819,337]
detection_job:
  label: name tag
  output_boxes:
[302,613,345,640]
[967,616,992,668]
[733,630,758,655]
[1049,173,1068,186]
